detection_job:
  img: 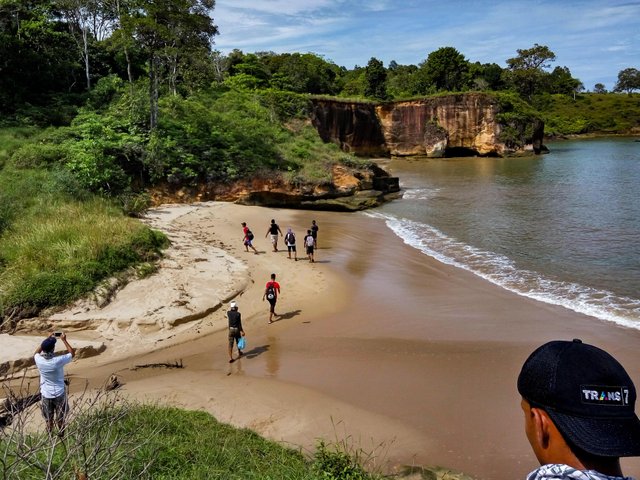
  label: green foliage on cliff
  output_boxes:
[7,84,358,195]
[494,92,543,147]
[534,93,640,135]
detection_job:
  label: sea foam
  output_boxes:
[365,211,640,331]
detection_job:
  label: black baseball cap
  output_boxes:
[518,339,640,457]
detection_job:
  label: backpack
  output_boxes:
[266,283,276,300]
[285,232,295,244]
[246,230,254,240]
[305,235,314,247]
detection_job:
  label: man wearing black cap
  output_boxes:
[34,332,75,434]
[518,339,640,479]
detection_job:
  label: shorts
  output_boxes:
[228,327,241,348]
[244,239,253,247]
[306,245,314,255]
[267,297,277,312]
[41,394,69,422]
[287,245,296,252]
[270,234,278,244]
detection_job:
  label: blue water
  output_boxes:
[373,137,640,330]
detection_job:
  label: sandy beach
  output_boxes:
[4,201,640,479]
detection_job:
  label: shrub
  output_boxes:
[10,142,67,168]
[312,440,374,480]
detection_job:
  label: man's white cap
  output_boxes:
[230,301,237,309]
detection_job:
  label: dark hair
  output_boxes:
[270,273,276,279]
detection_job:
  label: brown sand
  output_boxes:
[8,202,640,479]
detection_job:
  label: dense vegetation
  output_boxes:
[535,93,640,136]
[0,128,167,324]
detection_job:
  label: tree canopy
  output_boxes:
[614,68,640,94]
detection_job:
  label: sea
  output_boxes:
[372,137,640,331]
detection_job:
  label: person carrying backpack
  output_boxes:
[262,273,281,324]
[284,227,297,261]
[304,230,315,263]
[241,222,258,254]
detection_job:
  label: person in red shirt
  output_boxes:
[262,273,281,324]
[241,222,258,254]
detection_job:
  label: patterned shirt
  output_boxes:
[527,464,634,480]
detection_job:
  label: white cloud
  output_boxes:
[212,0,640,89]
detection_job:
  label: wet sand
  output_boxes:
[22,203,640,479]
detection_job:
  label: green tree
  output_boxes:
[416,46,469,93]
[339,67,366,97]
[467,62,505,91]
[0,0,82,119]
[548,66,583,97]
[386,62,419,99]
[593,83,607,94]
[364,57,388,100]
[128,0,218,129]
[614,67,640,94]
[266,53,340,94]
[506,43,556,99]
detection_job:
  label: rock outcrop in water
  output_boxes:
[311,93,544,157]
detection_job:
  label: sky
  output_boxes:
[213,0,640,91]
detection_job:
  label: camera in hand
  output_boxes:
[54,332,62,337]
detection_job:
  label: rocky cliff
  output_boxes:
[312,93,544,157]
[150,164,400,212]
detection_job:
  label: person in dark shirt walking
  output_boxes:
[227,302,245,363]
[310,220,319,248]
[265,219,283,252]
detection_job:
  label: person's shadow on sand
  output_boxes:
[272,309,301,322]
[243,344,269,359]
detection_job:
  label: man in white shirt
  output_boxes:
[34,332,75,434]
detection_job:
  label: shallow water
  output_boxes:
[376,137,640,329]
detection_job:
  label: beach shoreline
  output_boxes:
[5,201,640,479]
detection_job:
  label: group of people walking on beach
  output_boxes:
[228,218,319,363]
[241,219,318,263]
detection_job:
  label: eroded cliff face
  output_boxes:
[311,100,388,156]
[312,94,544,157]
[150,164,400,212]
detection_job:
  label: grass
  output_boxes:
[0,197,166,311]
[279,120,372,184]
[0,127,39,170]
[536,92,640,135]
[0,129,167,320]
[0,402,385,480]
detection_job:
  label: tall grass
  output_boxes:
[0,129,167,318]
[0,127,38,169]
[0,197,166,311]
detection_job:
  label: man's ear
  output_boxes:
[530,407,557,457]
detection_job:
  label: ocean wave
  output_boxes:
[400,187,441,201]
[365,212,640,330]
